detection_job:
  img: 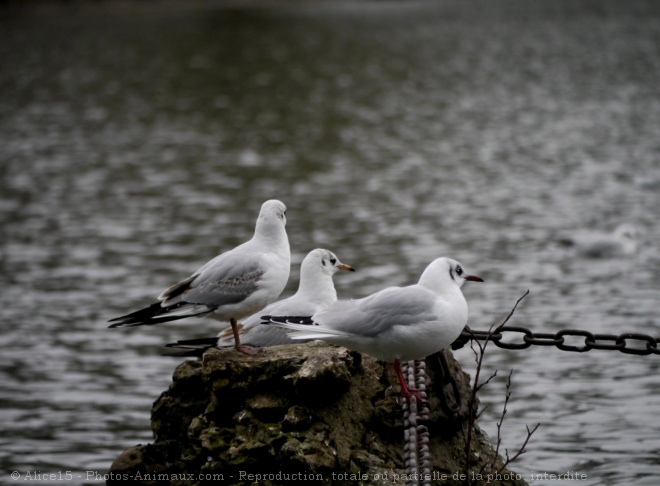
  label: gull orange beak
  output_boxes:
[465,275,484,282]
[338,264,356,272]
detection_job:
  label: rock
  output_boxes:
[109,342,527,485]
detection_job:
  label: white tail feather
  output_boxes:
[268,321,350,340]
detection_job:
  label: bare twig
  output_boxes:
[497,423,540,474]
[463,332,486,478]
[481,370,540,484]
[463,291,529,483]
[491,370,513,473]
[494,290,530,334]
[476,369,498,393]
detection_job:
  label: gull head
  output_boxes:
[256,200,288,235]
[298,249,354,303]
[612,223,641,257]
[303,248,355,277]
[418,257,483,293]
[614,223,641,243]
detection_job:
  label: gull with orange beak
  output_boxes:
[166,249,354,354]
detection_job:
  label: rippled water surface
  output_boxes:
[1,1,659,484]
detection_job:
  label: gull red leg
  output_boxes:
[394,358,424,404]
[231,318,261,355]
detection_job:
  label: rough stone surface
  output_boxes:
[109,343,527,485]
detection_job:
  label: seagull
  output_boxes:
[165,248,355,355]
[558,223,641,258]
[261,257,483,402]
[634,172,660,190]
[108,199,291,355]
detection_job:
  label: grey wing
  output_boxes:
[315,286,438,338]
[579,239,621,258]
[160,249,264,307]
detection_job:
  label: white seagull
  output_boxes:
[262,257,483,402]
[166,248,355,355]
[108,199,291,355]
[559,223,641,258]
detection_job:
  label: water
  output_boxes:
[1,1,659,484]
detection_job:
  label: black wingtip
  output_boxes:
[160,348,206,358]
[107,301,214,329]
[107,318,154,329]
[162,336,222,358]
[107,302,165,328]
[164,337,220,349]
[107,319,146,329]
[261,315,315,325]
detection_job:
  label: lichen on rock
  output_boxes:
[109,342,527,485]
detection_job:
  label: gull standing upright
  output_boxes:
[262,257,483,401]
[166,248,355,355]
[108,199,291,355]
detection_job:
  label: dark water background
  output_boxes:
[1,1,659,484]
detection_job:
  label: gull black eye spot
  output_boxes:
[455,265,463,277]
[330,258,337,265]
[321,259,326,266]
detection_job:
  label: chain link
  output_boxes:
[400,324,656,482]
[402,360,431,486]
[452,326,660,356]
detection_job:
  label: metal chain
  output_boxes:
[400,325,656,482]
[452,326,660,355]
[402,360,431,486]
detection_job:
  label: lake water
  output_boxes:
[1,1,659,484]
